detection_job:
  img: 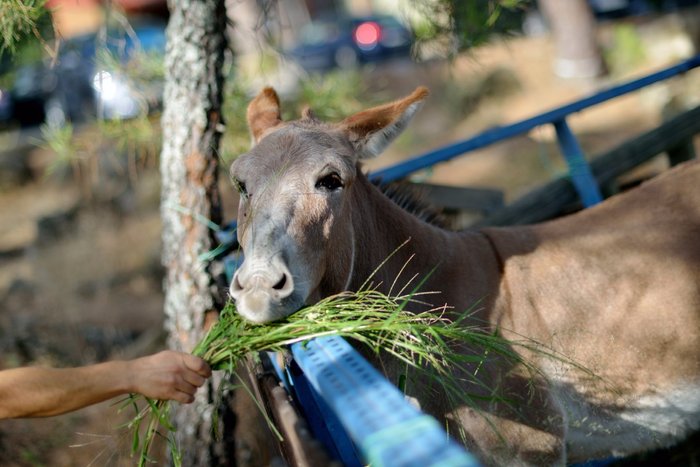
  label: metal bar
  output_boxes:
[553,119,603,206]
[477,105,700,227]
[370,54,700,183]
[288,361,364,467]
[291,336,480,467]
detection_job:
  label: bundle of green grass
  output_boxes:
[123,287,540,466]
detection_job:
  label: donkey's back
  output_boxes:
[481,159,700,462]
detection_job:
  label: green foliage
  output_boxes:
[95,10,166,86]
[0,0,52,58]
[604,24,646,75]
[41,122,77,177]
[33,16,164,184]
[95,46,165,93]
[412,0,532,58]
[220,71,375,164]
[290,71,371,121]
[2,1,163,184]
[0,0,44,53]
[39,115,162,195]
[98,116,161,177]
[220,79,254,163]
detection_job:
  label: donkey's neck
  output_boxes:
[346,174,502,317]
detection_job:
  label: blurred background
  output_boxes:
[1,0,699,465]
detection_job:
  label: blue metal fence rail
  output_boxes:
[370,54,700,207]
[219,55,700,466]
[291,337,479,467]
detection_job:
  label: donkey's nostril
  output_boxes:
[271,271,294,300]
[231,274,244,292]
[230,263,294,305]
[272,274,287,290]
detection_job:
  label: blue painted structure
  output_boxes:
[291,337,479,467]
[370,54,700,207]
[219,55,700,466]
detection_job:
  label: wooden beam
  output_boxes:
[247,356,340,467]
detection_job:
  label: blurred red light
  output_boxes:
[354,22,381,47]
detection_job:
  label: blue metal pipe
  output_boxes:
[370,54,700,183]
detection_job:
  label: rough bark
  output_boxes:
[538,0,606,78]
[160,0,229,464]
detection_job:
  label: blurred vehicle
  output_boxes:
[46,20,166,126]
[2,19,165,128]
[0,87,11,126]
[588,0,653,18]
[588,0,700,19]
[286,14,413,72]
[7,64,52,127]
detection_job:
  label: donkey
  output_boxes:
[228,86,700,465]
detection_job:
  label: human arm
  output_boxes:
[0,350,212,419]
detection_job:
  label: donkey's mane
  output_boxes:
[372,179,446,228]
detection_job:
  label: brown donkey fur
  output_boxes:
[229,86,700,465]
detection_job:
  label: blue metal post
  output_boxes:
[553,119,603,207]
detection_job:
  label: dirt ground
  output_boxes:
[1,12,699,467]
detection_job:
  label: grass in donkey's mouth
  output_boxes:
[119,286,567,466]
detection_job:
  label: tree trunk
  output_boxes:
[160,0,230,464]
[538,0,606,78]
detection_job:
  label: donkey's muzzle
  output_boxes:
[229,260,296,323]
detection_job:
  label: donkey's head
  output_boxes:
[229,86,429,323]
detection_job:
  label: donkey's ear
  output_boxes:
[247,87,282,144]
[339,87,429,159]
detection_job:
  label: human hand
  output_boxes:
[125,351,212,403]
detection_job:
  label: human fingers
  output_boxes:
[171,389,195,404]
[173,378,198,399]
[182,370,207,389]
[182,354,212,378]
[147,375,197,404]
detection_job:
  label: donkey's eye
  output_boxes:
[234,178,248,198]
[315,172,343,191]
